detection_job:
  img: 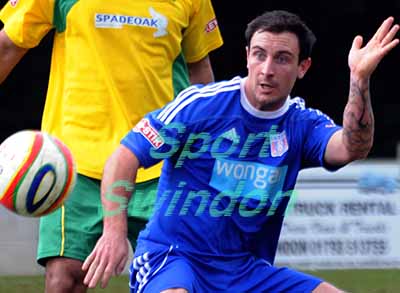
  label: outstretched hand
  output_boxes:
[348,17,399,78]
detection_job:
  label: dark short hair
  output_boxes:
[245,10,316,62]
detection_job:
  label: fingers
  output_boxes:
[82,250,96,271]
[380,38,400,57]
[99,265,112,289]
[90,261,108,288]
[376,18,399,57]
[373,17,395,42]
[83,250,127,288]
[84,254,114,289]
[381,24,400,47]
[83,255,101,288]
[83,261,117,289]
[359,17,399,57]
[351,35,363,50]
[116,253,128,275]
[98,255,127,288]
[82,246,106,289]
[101,263,117,288]
[82,250,100,288]
[81,235,129,289]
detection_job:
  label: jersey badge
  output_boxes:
[270,131,289,157]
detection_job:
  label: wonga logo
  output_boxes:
[133,118,164,149]
[210,158,287,200]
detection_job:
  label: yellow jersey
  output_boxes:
[0,0,223,181]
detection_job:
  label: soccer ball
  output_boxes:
[0,130,77,217]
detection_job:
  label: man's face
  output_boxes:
[245,30,311,111]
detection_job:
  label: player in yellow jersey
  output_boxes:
[0,0,223,291]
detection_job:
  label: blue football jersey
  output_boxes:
[122,76,341,265]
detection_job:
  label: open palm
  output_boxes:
[348,17,399,78]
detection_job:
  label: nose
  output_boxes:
[260,57,274,76]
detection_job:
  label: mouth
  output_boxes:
[259,82,276,92]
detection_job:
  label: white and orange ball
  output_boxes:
[0,130,76,217]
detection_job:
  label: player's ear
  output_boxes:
[297,57,312,79]
[246,46,250,69]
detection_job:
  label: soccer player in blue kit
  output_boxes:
[83,10,399,292]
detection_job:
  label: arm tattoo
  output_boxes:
[342,78,375,158]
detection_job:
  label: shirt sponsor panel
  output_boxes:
[210,158,287,200]
[94,7,167,37]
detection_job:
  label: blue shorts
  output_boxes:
[129,244,322,293]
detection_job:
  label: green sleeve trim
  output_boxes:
[172,53,190,98]
[53,0,78,32]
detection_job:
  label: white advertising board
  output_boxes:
[275,160,400,269]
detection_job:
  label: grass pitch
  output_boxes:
[0,270,399,292]
[311,269,400,293]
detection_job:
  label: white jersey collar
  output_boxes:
[240,77,290,119]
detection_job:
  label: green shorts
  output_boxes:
[37,174,157,266]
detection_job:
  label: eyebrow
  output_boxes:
[250,45,266,53]
[251,45,295,57]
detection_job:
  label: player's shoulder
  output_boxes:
[289,96,326,117]
[184,76,241,99]
[288,96,336,125]
[157,76,242,124]
[288,96,306,110]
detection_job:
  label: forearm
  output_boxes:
[0,50,25,84]
[101,145,139,234]
[188,55,215,84]
[341,17,399,160]
[0,57,15,84]
[0,30,27,84]
[342,74,375,160]
[101,176,130,235]
[83,145,138,287]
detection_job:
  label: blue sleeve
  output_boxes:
[121,85,206,168]
[121,112,190,168]
[301,108,342,170]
